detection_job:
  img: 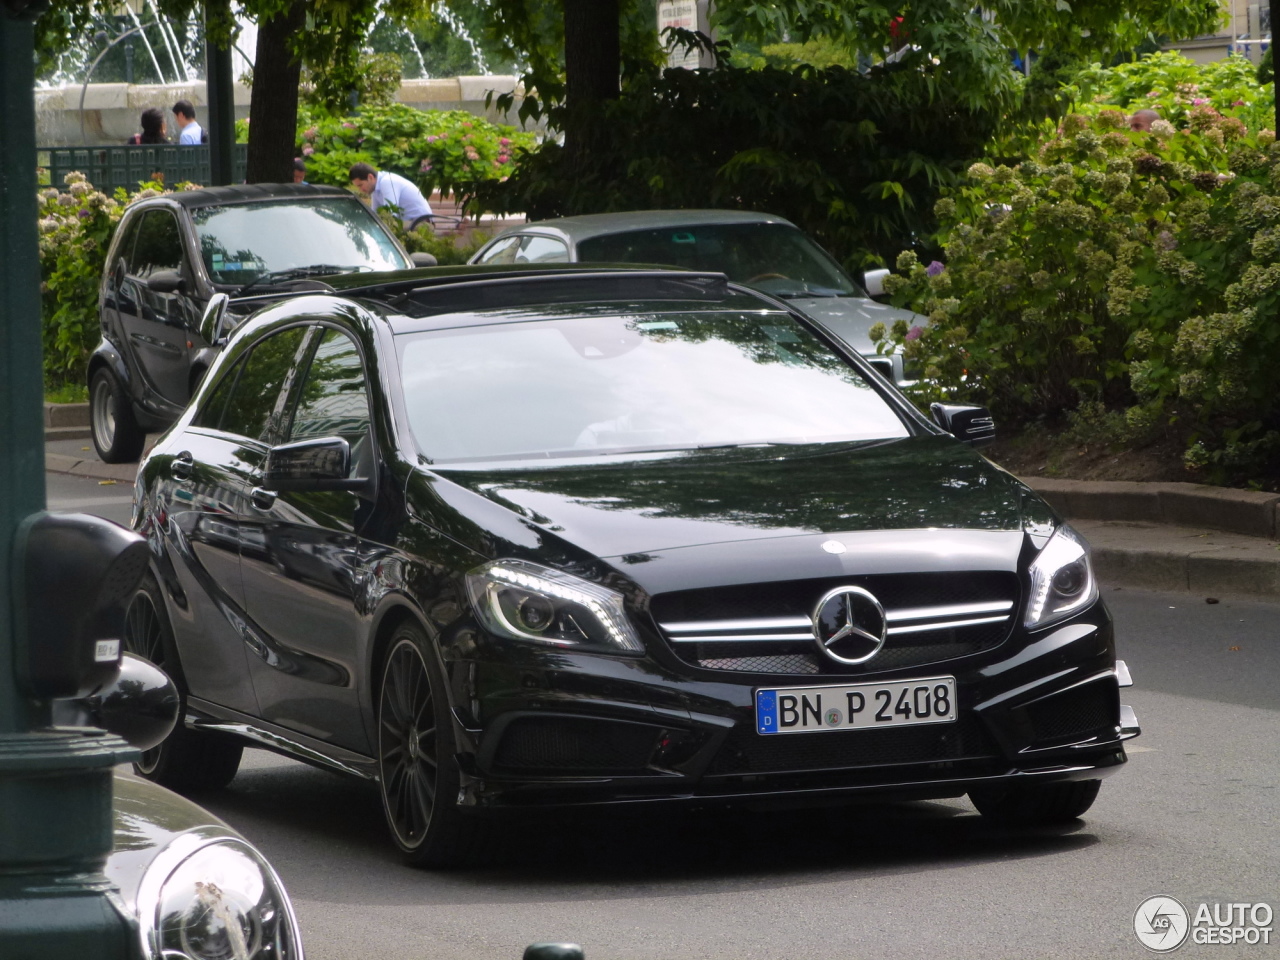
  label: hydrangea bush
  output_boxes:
[878,109,1280,481]
[293,103,536,200]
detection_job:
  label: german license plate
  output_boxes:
[755,676,957,735]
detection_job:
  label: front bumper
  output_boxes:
[444,609,1140,810]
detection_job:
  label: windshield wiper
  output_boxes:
[236,264,365,296]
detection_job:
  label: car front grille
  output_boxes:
[653,572,1020,675]
[705,712,1000,776]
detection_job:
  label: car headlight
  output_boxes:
[465,559,644,654]
[1024,526,1098,630]
[138,836,303,960]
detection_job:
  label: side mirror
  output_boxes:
[147,269,186,294]
[199,292,232,345]
[52,653,180,752]
[931,403,996,447]
[863,267,890,298]
[410,252,438,268]
[264,436,367,492]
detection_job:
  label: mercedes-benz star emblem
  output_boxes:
[812,586,887,664]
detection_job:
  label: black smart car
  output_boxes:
[128,266,1139,867]
[90,183,421,464]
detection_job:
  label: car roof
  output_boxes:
[154,183,355,210]
[493,209,798,243]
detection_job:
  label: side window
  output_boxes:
[217,326,311,442]
[515,235,569,264]
[131,210,185,282]
[111,214,143,275]
[288,329,371,479]
[191,354,245,431]
[476,236,521,264]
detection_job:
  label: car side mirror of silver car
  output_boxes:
[199,293,232,345]
[147,269,186,294]
[52,652,180,752]
[931,403,996,447]
[863,267,890,299]
[410,252,438,268]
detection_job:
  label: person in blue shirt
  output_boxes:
[348,162,433,230]
[172,100,204,145]
[293,158,307,184]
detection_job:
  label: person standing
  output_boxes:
[348,162,433,230]
[293,158,307,184]
[172,99,205,145]
[126,107,168,144]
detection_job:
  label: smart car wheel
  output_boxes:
[90,368,145,464]
[377,624,486,867]
[123,573,243,791]
[969,779,1101,827]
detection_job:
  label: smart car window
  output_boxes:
[288,330,372,479]
[131,210,184,282]
[111,213,143,274]
[218,326,311,442]
[576,223,863,299]
[398,311,908,463]
[191,199,407,285]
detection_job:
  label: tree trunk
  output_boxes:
[561,0,620,155]
[245,0,306,184]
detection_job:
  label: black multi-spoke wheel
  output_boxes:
[377,624,485,867]
[122,573,243,791]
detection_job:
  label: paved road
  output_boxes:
[58,474,1280,960]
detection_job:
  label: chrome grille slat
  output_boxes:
[669,632,814,644]
[887,614,1010,636]
[887,600,1013,623]
[663,616,811,633]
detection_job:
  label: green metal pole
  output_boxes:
[0,5,138,957]
[205,0,236,186]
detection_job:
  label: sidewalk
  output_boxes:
[43,434,1280,599]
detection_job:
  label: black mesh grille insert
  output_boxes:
[1024,682,1117,746]
[658,571,1020,676]
[706,713,999,776]
[491,716,661,774]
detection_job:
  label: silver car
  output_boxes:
[470,209,924,384]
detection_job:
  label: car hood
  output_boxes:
[432,435,1036,586]
[106,772,243,915]
[787,295,925,355]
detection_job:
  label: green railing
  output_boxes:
[38,143,248,190]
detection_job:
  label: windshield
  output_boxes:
[192,198,408,285]
[397,310,908,463]
[576,222,862,299]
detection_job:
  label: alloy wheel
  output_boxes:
[91,375,116,453]
[378,638,439,850]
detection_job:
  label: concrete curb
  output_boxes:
[1026,477,1279,539]
[45,451,137,483]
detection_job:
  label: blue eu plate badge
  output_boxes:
[757,689,779,734]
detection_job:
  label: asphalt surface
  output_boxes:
[56,473,1280,960]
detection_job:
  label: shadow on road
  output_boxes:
[195,753,1100,907]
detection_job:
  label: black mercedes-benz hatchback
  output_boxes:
[127,265,1140,866]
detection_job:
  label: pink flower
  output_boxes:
[426,135,439,143]
[1233,99,1246,106]
[303,126,318,141]
[302,145,314,156]
[465,148,479,160]
[926,260,945,277]
[499,137,510,146]
[1146,91,1158,98]
[342,121,356,130]
[419,159,433,173]
[905,325,923,341]
[1192,98,1209,105]
[496,154,509,164]
[461,121,473,128]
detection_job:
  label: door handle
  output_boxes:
[250,487,278,510]
[171,452,194,481]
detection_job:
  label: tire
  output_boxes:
[969,779,1101,827]
[377,623,489,867]
[123,572,243,791]
[90,367,145,464]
